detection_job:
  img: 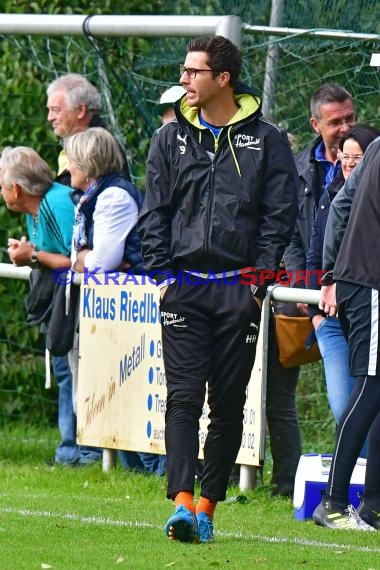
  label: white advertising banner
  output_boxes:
[76,275,267,466]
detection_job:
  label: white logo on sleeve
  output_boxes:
[246,322,259,343]
[177,133,187,155]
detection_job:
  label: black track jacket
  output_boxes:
[138,83,299,284]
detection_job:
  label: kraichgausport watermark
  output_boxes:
[52,266,326,287]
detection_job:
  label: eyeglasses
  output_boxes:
[317,113,357,128]
[338,151,363,164]
[179,65,215,79]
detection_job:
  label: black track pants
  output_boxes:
[160,277,261,502]
[327,374,380,505]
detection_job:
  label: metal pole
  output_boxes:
[102,449,118,472]
[0,262,82,284]
[0,14,236,37]
[0,14,378,42]
[243,23,380,42]
[0,263,31,281]
[0,264,321,304]
[215,15,242,47]
[262,0,285,118]
[239,465,257,491]
[269,284,320,305]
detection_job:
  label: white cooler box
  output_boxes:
[293,453,366,521]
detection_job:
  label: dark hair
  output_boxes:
[310,83,354,118]
[187,35,242,87]
[339,123,380,152]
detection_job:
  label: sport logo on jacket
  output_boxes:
[177,133,187,155]
[234,134,261,150]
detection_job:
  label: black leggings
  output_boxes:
[161,278,261,502]
[328,374,380,506]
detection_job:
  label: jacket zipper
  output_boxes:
[201,126,232,258]
[203,158,216,257]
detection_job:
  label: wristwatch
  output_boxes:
[30,247,39,264]
[250,284,267,300]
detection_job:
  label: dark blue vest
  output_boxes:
[72,172,144,274]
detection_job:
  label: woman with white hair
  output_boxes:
[64,126,143,274]
[65,127,164,475]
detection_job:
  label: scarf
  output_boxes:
[72,179,99,252]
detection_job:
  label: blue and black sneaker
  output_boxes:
[197,512,214,543]
[165,505,199,542]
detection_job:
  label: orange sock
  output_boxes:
[175,491,196,514]
[196,496,217,519]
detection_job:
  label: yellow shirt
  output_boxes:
[58,149,69,175]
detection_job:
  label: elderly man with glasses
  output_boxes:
[285,83,356,291]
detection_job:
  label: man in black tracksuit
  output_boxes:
[138,35,298,543]
[313,133,380,530]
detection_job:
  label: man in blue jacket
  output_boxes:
[285,83,356,284]
[138,35,298,543]
[275,84,357,496]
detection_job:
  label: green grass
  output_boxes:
[0,425,380,570]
